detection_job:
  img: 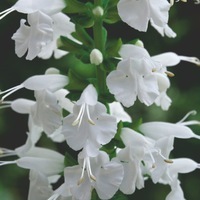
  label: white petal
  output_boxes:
[119,44,150,60]
[31,90,62,135]
[14,0,65,15]
[170,158,200,174]
[152,52,181,67]
[109,101,132,122]
[11,98,35,114]
[28,170,53,200]
[95,161,124,199]
[17,156,64,176]
[23,74,68,91]
[139,122,200,140]
[117,0,150,31]
[149,0,170,27]
[77,84,98,106]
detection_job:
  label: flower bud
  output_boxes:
[92,6,104,17]
[90,49,103,65]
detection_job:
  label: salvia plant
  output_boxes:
[0,0,200,199]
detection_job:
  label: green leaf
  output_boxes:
[63,0,88,14]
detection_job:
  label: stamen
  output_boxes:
[148,150,156,168]
[86,157,96,181]
[179,56,200,66]
[0,160,17,166]
[47,194,60,200]
[157,149,173,164]
[0,148,16,158]
[0,85,24,103]
[72,104,85,126]
[78,158,86,185]
[86,105,95,125]
[177,110,197,124]
[0,7,15,20]
[165,71,175,77]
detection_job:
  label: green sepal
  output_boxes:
[64,151,78,167]
[72,24,94,48]
[63,0,88,14]
[106,38,123,57]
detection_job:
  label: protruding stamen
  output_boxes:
[72,104,85,127]
[86,105,95,125]
[0,85,23,103]
[78,158,86,185]
[157,149,173,164]
[179,56,200,66]
[47,194,60,200]
[148,150,156,168]
[78,157,96,185]
[0,7,15,20]
[86,157,96,182]
[177,110,197,124]
[0,148,16,158]
[165,71,175,77]
[164,159,174,164]
[0,160,17,166]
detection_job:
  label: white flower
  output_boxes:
[0,74,68,102]
[0,0,65,20]
[117,0,170,32]
[139,112,200,140]
[116,127,174,194]
[106,44,160,107]
[152,52,200,67]
[62,84,117,157]
[159,158,200,200]
[11,11,53,60]
[38,12,76,59]
[0,147,65,176]
[63,151,123,200]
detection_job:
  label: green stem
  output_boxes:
[93,1,107,98]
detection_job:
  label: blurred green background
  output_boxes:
[0,0,200,199]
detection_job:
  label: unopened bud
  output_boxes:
[90,49,103,65]
[92,6,104,17]
[135,39,144,48]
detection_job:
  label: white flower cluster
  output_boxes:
[0,0,200,200]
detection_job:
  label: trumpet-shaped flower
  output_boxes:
[38,12,76,59]
[116,127,174,194]
[62,84,117,157]
[11,11,53,60]
[106,44,160,107]
[139,111,200,140]
[0,74,68,102]
[117,0,170,33]
[63,151,123,200]
[0,0,65,20]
